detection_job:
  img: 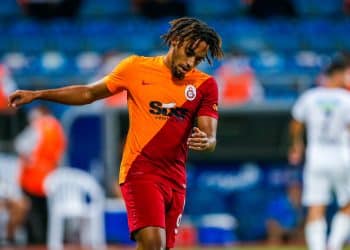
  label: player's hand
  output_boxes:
[288,143,304,166]
[187,127,210,151]
[8,90,37,108]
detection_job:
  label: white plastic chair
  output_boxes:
[44,167,106,250]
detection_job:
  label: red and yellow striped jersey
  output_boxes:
[104,55,218,189]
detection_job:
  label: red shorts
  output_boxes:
[120,178,186,248]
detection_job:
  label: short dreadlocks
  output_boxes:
[161,17,224,65]
[324,56,349,76]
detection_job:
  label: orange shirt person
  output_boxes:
[9,17,223,250]
[15,106,66,196]
[14,105,66,244]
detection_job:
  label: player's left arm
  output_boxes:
[187,116,217,152]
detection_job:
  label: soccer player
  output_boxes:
[289,58,350,250]
[8,17,223,250]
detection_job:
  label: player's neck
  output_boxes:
[324,80,343,88]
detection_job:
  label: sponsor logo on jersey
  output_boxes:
[149,101,188,120]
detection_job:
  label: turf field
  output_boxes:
[174,247,350,250]
[5,246,350,250]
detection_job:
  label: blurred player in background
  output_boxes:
[14,105,66,244]
[8,17,223,250]
[289,58,350,250]
[0,161,28,246]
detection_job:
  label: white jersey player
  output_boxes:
[289,58,350,250]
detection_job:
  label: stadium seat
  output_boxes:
[263,19,301,52]
[0,0,22,18]
[197,214,237,246]
[250,51,286,75]
[44,167,106,250]
[293,0,342,16]
[334,20,350,50]
[8,20,45,53]
[0,37,13,54]
[292,51,327,75]
[75,52,101,75]
[229,187,269,241]
[79,0,131,17]
[188,0,240,18]
[314,0,343,16]
[299,19,337,51]
[185,187,228,215]
[226,19,267,53]
[104,198,134,245]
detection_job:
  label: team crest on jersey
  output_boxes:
[185,84,196,101]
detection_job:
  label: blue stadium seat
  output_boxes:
[185,188,228,215]
[109,20,158,52]
[290,51,327,75]
[84,35,120,53]
[292,0,342,16]
[334,20,350,50]
[79,20,120,52]
[75,52,101,76]
[292,0,314,16]
[263,20,301,52]
[0,0,21,17]
[226,19,267,53]
[229,187,269,241]
[122,34,158,53]
[250,52,286,75]
[8,20,45,53]
[37,52,77,78]
[8,20,43,37]
[80,20,115,36]
[45,20,82,52]
[188,0,241,17]
[46,34,83,53]
[204,20,232,52]
[46,19,79,36]
[79,0,130,17]
[0,24,10,53]
[314,0,343,16]
[298,19,336,51]
[264,84,299,102]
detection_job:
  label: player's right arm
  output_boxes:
[8,79,113,108]
[288,91,309,165]
[288,119,305,165]
[9,55,136,108]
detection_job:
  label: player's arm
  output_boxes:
[187,116,217,152]
[8,79,114,108]
[288,118,305,165]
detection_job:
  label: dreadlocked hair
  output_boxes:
[161,17,224,65]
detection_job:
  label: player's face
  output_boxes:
[170,39,209,80]
[345,68,350,87]
[326,69,347,88]
[333,69,347,87]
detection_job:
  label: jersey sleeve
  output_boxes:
[103,55,137,94]
[197,77,219,119]
[292,92,309,122]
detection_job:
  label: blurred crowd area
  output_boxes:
[0,0,350,114]
[0,0,350,248]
